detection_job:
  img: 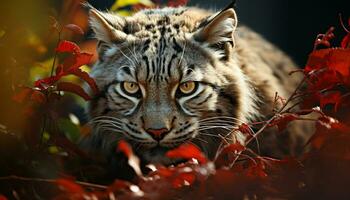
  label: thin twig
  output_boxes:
[0,175,108,190]
[245,76,307,145]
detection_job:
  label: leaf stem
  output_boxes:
[50,30,61,77]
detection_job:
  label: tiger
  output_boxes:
[82,2,310,167]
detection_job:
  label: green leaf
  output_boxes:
[111,0,154,11]
[48,146,59,154]
[58,118,81,143]
[42,132,50,142]
[115,10,134,17]
[0,30,5,38]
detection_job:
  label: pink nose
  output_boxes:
[147,128,169,140]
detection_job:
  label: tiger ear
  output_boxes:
[193,6,237,48]
[88,9,129,43]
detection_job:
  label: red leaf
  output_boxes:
[33,52,93,94]
[132,3,155,11]
[56,82,91,101]
[56,178,84,194]
[215,143,246,167]
[12,87,34,103]
[70,68,99,94]
[313,27,335,50]
[270,113,299,132]
[319,91,342,110]
[306,117,338,149]
[245,160,268,178]
[31,91,46,104]
[172,172,196,188]
[307,48,350,81]
[237,123,254,136]
[327,49,350,78]
[65,24,85,35]
[34,75,61,89]
[62,52,92,71]
[0,195,8,200]
[306,49,331,70]
[116,140,133,158]
[318,116,350,132]
[56,40,81,53]
[167,0,188,7]
[166,143,207,164]
[341,33,350,48]
[107,180,131,193]
[307,129,329,149]
[155,166,174,178]
[116,140,142,176]
[307,115,350,149]
[55,64,64,76]
[221,143,246,154]
[336,93,350,111]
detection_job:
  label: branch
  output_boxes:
[0,175,107,190]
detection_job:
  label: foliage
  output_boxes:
[0,1,350,200]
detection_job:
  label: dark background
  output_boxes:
[89,0,350,66]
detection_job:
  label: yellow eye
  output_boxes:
[122,82,140,94]
[179,81,196,94]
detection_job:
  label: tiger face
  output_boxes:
[87,5,257,164]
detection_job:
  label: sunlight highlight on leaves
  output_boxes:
[111,0,154,11]
[0,30,5,38]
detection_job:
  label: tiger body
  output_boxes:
[84,5,305,165]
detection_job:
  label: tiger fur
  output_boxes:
[82,3,310,166]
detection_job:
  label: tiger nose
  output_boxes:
[146,128,169,141]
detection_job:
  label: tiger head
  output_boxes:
[87,5,257,164]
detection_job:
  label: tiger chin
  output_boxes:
[81,2,308,167]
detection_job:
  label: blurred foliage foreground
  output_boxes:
[0,0,350,199]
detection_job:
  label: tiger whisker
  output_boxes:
[192,137,208,144]
[90,120,122,126]
[178,40,187,66]
[198,132,234,142]
[99,127,146,142]
[198,126,233,131]
[89,115,124,122]
[119,49,137,69]
[93,117,121,121]
[199,116,245,123]
[199,122,235,127]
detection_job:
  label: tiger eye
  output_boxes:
[179,81,196,94]
[123,82,140,94]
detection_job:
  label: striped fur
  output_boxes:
[82,5,305,164]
